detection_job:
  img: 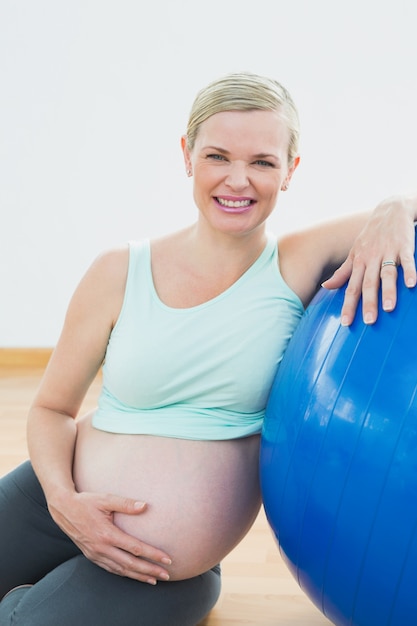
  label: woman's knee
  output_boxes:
[0,462,79,598]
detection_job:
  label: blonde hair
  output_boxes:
[185,72,300,165]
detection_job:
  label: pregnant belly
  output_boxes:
[73,413,261,580]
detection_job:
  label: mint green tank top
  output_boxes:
[92,234,304,440]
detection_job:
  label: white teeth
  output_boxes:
[217,198,251,208]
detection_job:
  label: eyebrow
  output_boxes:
[203,145,281,165]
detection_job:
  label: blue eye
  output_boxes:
[254,159,274,167]
[207,154,226,161]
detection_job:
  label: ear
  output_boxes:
[288,154,300,180]
[181,135,193,176]
[282,155,300,190]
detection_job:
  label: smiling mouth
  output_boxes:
[216,197,253,209]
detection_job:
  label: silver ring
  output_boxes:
[381,260,397,268]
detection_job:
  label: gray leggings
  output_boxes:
[0,462,221,626]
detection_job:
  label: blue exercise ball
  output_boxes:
[260,236,417,626]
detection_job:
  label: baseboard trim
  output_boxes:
[0,348,53,368]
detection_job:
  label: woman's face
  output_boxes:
[182,109,299,238]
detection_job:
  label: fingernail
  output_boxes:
[160,573,170,581]
[162,557,172,565]
[383,299,394,311]
[147,578,157,586]
[364,313,374,324]
[340,315,349,326]
[407,278,416,287]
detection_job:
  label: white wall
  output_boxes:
[2,0,416,347]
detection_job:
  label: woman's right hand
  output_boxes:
[48,489,172,584]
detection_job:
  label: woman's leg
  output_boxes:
[0,462,221,624]
[0,461,81,598]
[0,556,221,626]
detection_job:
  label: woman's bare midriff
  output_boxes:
[73,412,262,581]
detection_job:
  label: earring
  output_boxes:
[281,183,289,191]
[187,169,192,177]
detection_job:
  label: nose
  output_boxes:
[225,162,249,191]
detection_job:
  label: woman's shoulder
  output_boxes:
[89,244,130,280]
[73,244,131,315]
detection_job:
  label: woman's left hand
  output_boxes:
[323,194,417,326]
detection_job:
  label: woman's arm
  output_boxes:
[279,193,417,324]
[27,248,171,584]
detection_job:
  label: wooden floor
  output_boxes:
[0,366,332,626]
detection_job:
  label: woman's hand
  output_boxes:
[323,194,417,326]
[49,489,172,584]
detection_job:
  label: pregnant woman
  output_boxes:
[1,71,416,625]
